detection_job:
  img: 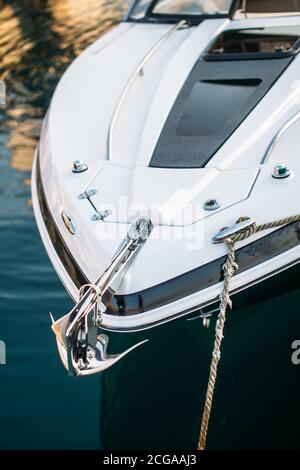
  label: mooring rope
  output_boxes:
[198,214,300,451]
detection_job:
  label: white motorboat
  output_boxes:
[32,0,300,376]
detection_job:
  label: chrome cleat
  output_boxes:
[212,218,257,244]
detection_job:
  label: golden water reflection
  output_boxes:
[0,0,125,180]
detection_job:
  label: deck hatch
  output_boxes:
[149,55,293,169]
[176,78,261,137]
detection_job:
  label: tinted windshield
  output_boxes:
[129,0,232,20]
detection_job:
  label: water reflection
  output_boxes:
[0,0,125,174]
[0,0,124,449]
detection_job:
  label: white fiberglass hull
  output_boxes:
[32,15,300,333]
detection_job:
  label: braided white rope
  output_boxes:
[198,215,300,450]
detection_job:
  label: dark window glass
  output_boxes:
[245,0,300,14]
[152,0,231,15]
[207,27,300,58]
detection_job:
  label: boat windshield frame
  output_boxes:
[125,0,237,24]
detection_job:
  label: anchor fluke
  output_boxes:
[54,332,149,376]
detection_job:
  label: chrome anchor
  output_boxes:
[51,217,153,376]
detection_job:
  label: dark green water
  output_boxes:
[1,0,300,450]
[0,0,124,450]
